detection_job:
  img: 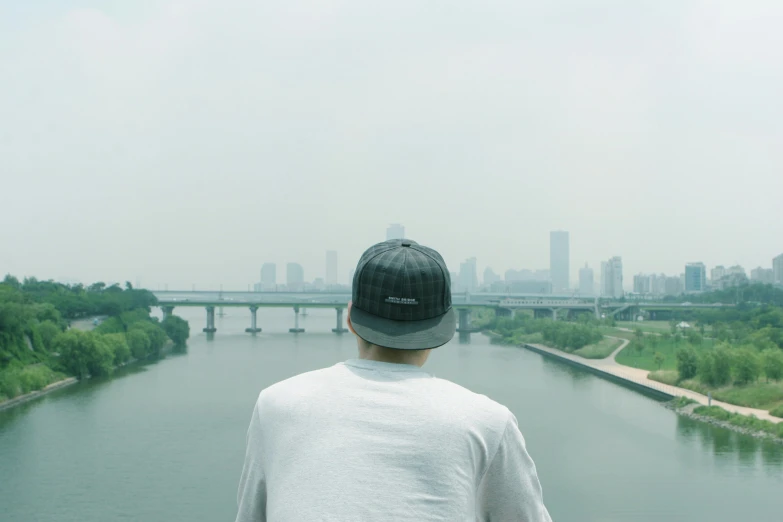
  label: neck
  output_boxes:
[358,345,429,367]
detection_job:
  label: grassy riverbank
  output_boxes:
[0,277,191,406]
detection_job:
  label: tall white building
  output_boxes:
[549,231,570,293]
[578,263,594,296]
[773,254,783,284]
[458,257,478,293]
[601,257,623,298]
[286,262,304,291]
[260,263,276,291]
[386,224,405,240]
[326,250,338,285]
[633,274,651,295]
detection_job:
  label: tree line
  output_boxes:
[0,276,189,401]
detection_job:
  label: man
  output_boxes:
[235,239,551,521]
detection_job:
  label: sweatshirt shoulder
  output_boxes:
[429,376,512,425]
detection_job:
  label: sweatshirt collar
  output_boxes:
[344,358,431,374]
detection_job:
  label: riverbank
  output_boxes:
[665,400,783,444]
[519,340,782,424]
[0,377,78,412]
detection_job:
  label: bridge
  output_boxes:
[152,291,734,335]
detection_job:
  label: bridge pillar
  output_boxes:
[289,306,305,333]
[332,308,348,333]
[245,306,262,333]
[203,306,217,333]
[161,305,174,322]
[551,308,558,321]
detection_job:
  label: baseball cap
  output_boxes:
[349,239,456,350]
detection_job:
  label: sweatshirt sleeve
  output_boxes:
[477,413,552,522]
[235,400,266,522]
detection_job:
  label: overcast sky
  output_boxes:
[2,0,782,290]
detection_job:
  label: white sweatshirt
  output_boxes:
[235,358,552,522]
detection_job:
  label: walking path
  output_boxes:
[524,337,782,424]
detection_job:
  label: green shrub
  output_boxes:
[770,405,783,418]
[650,370,680,386]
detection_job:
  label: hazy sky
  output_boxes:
[2,1,782,290]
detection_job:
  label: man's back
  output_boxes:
[235,358,551,521]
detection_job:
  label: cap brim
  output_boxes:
[349,306,456,350]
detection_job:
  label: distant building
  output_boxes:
[711,264,747,290]
[483,267,500,286]
[750,267,774,284]
[773,254,783,284]
[664,276,683,296]
[710,265,727,284]
[386,223,405,240]
[578,264,594,296]
[260,263,276,291]
[313,277,325,291]
[685,262,707,293]
[633,274,651,295]
[458,257,478,293]
[601,257,623,298]
[549,231,570,293]
[286,262,305,291]
[509,280,552,294]
[505,269,550,282]
[326,250,338,285]
[650,273,667,296]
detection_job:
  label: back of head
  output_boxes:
[348,238,456,362]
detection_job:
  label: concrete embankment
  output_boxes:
[0,377,78,412]
[521,341,782,424]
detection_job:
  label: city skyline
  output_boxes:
[2,2,782,290]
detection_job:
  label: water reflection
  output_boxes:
[676,415,783,469]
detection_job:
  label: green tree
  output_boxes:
[37,320,62,351]
[53,330,114,379]
[734,348,761,385]
[654,351,665,370]
[762,349,783,382]
[103,333,131,366]
[713,347,733,386]
[127,329,150,360]
[676,347,699,380]
[634,328,644,342]
[129,322,167,358]
[161,315,190,347]
[698,352,717,386]
[633,340,645,357]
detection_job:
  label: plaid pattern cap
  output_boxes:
[350,239,456,350]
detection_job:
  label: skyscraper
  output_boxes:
[386,224,405,240]
[286,262,304,291]
[458,257,478,293]
[578,263,594,296]
[685,262,707,293]
[601,257,623,298]
[326,250,338,285]
[633,274,651,294]
[549,231,570,293]
[774,254,783,284]
[260,263,276,291]
[483,267,500,286]
[750,267,774,284]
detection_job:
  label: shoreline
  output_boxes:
[518,341,781,424]
[664,401,783,445]
[0,377,78,412]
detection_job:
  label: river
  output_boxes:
[1,308,781,521]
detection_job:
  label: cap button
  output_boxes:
[401,240,412,247]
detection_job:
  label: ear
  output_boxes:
[346,301,357,335]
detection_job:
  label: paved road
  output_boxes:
[527,337,782,424]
